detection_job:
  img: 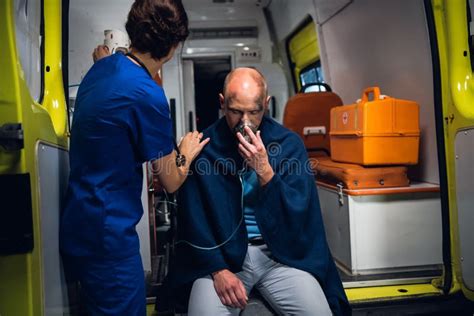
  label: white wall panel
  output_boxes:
[455,129,474,291]
[69,0,133,91]
[268,0,317,41]
[313,0,352,25]
[38,143,69,315]
[316,0,439,184]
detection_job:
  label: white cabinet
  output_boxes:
[318,182,443,275]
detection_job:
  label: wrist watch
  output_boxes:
[173,139,186,167]
[176,153,186,167]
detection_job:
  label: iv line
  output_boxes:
[174,168,246,250]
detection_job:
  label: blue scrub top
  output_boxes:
[60,53,173,259]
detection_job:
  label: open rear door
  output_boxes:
[432,0,474,301]
[0,0,70,315]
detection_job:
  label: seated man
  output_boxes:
[158,68,350,315]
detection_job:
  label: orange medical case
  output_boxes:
[330,87,420,166]
[311,156,409,190]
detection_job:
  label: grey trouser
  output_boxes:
[188,245,332,316]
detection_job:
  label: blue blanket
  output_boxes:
[160,116,350,315]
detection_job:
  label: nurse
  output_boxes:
[59,0,202,315]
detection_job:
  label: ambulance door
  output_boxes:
[286,17,322,92]
[432,0,474,300]
[0,0,70,315]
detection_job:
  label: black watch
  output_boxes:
[176,153,186,167]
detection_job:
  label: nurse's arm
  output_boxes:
[152,151,187,193]
[152,131,209,193]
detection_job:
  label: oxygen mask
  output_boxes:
[233,121,258,143]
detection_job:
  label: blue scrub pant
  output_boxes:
[64,253,146,316]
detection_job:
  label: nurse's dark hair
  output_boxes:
[125,0,189,60]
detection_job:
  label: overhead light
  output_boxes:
[236,43,245,47]
[243,46,250,51]
[186,48,194,54]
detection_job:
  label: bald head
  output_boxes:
[222,67,268,108]
[219,67,271,132]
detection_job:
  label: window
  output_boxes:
[14,0,44,102]
[299,60,324,89]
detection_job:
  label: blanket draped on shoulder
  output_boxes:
[158,116,350,315]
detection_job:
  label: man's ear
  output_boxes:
[219,93,225,110]
[264,95,271,110]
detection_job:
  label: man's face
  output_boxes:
[219,76,269,136]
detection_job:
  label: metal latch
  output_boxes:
[337,183,344,206]
[0,123,24,150]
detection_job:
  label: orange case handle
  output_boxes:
[361,86,381,103]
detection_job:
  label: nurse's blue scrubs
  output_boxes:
[60,53,173,315]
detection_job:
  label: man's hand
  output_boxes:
[212,269,248,309]
[237,126,274,185]
[92,45,110,63]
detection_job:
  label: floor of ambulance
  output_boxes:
[337,265,443,288]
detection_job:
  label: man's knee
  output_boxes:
[288,276,332,315]
[188,276,239,316]
[296,288,332,315]
[259,267,332,315]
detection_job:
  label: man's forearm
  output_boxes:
[258,163,274,186]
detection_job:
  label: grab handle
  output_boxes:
[360,86,381,103]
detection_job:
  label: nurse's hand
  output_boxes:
[92,45,110,63]
[154,131,209,193]
[178,131,210,164]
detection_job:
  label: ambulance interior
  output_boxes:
[62,0,469,312]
